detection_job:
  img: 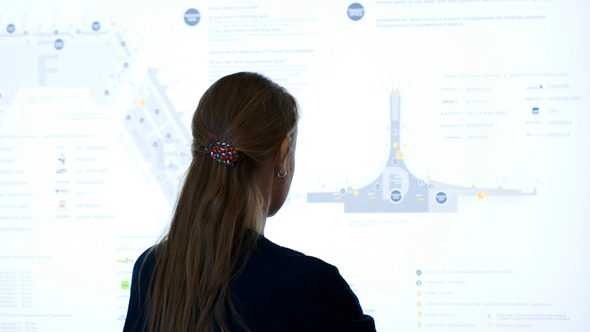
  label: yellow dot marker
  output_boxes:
[393,142,399,149]
[353,191,359,196]
[140,99,147,106]
[396,150,404,158]
[477,192,485,199]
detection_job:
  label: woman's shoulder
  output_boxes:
[132,246,157,273]
[129,245,159,293]
[124,246,159,332]
[253,235,338,276]
[238,236,376,331]
[255,236,352,296]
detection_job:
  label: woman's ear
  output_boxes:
[275,136,291,170]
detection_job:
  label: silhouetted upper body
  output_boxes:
[123,72,375,331]
[124,234,376,332]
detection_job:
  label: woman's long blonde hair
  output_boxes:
[146,72,298,331]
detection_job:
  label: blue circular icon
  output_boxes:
[347,3,365,21]
[7,24,15,33]
[184,8,201,26]
[153,142,158,148]
[340,188,347,195]
[416,269,422,276]
[139,117,145,123]
[54,39,64,50]
[390,189,403,203]
[392,158,399,165]
[154,109,160,115]
[121,41,126,47]
[166,133,172,139]
[124,62,129,68]
[126,115,131,120]
[392,128,399,136]
[418,179,425,186]
[104,90,110,96]
[54,30,59,35]
[435,192,447,204]
[374,183,381,191]
[428,183,435,190]
[416,280,422,286]
[92,21,101,31]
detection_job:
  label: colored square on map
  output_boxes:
[532,107,539,114]
[121,281,130,290]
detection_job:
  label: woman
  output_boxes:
[124,72,375,331]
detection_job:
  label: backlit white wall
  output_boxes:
[1,1,589,330]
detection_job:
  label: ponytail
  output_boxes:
[147,72,298,331]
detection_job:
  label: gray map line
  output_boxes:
[122,68,191,205]
[147,68,191,143]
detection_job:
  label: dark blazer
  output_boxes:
[124,235,376,331]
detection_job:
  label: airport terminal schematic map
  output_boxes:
[307,91,535,213]
[0,1,589,331]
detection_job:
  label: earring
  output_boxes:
[277,170,288,180]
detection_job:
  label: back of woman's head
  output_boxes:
[193,72,298,166]
[148,72,298,332]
